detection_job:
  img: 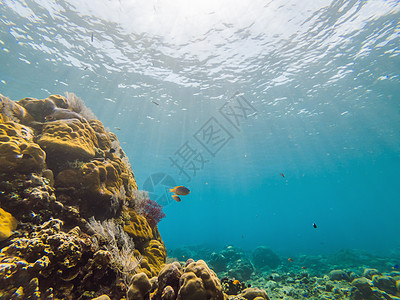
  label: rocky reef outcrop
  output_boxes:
[0,92,168,299]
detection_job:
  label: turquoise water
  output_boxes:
[1,0,400,257]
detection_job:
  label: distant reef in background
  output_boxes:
[169,245,400,299]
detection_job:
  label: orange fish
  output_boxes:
[280,173,285,178]
[288,258,293,262]
[170,186,190,196]
[301,266,307,270]
[233,280,240,285]
[172,195,181,202]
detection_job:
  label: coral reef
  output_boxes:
[169,244,400,300]
[88,217,142,290]
[251,246,281,270]
[239,287,270,300]
[329,269,351,281]
[0,92,165,299]
[177,259,224,300]
[127,272,152,300]
[37,119,98,165]
[0,121,46,173]
[0,219,101,299]
[240,261,400,300]
[152,262,182,299]
[227,258,254,281]
[210,252,228,272]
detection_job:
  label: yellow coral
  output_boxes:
[123,209,167,277]
[124,209,153,241]
[112,156,138,191]
[89,120,111,150]
[177,260,224,300]
[0,121,46,173]
[38,119,98,161]
[56,157,136,206]
[0,208,17,241]
[55,157,136,219]
[143,239,167,277]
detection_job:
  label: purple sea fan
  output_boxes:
[143,198,166,228]
[133,190,166,227]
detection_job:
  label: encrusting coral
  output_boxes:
[0,121,46,174]
[0,207,17,241]
[37,119,98,164]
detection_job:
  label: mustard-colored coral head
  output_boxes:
[0,208,17,241]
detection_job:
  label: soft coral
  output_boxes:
[142,198,166,228]
[133,190,166,228]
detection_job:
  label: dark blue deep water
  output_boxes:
[1,0,400,258]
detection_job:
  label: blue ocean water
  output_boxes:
[1,0,399,258]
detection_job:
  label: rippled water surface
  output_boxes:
[1,0,400,255]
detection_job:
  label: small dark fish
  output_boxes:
[91,32,94,42]
[151,100,159,106]
[247,284,251,288]
[171,195,181,202]
[269,276,274,280]
[280,173,285,178]
[393,264,400,270]
[313,223,317,228]
[109,148,116,153]
[170,186,190,196]
[83,66,89,70]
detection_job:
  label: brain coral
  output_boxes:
[124,209,154,242]
[177,260,224,300]
[37,119,98,167]
[0,121,46,173]
[89,119,111,150]
[55,157,137,219]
